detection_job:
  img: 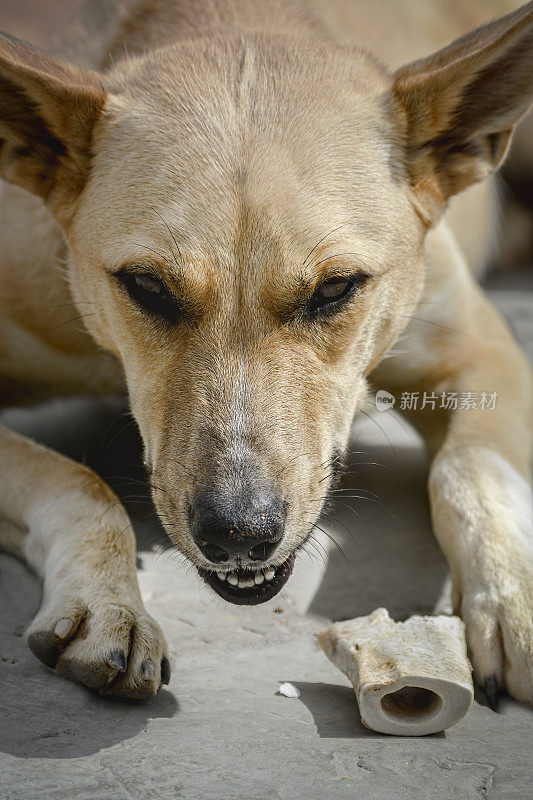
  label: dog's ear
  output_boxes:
[392,1,533,224]
[0,32,106,221]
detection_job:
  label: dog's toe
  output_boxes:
[460,585,533,705]
[27,630,62,669]
[27,603,86,669]
[161,655,171,685]
[483,674,501,711]
[107,648,128,673]
[27,597,168,699]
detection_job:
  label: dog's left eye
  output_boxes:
[309,273,368,317]
[119,272,180,323]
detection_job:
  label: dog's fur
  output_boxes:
[0,0,532,702]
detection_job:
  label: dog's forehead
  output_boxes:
[79,36,414,271]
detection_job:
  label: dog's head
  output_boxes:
[1,5,532,603]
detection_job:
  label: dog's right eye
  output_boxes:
[118,271,180,323]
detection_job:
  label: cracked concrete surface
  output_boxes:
[1,274,532,799]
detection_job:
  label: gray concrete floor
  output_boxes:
[1,273,532,799]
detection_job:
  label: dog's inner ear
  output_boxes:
[392,1,533,224]
[0,32,106,221]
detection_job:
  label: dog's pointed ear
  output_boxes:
[392,1,533,224]
[0,32,106,221]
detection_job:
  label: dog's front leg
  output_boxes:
[373,230,533,705]
[0,424,170,697]
[427,412,533,707]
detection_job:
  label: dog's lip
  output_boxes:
[197,553,295,605]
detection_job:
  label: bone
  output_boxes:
[318,608,474,736]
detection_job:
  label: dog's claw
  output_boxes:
[27,631,61,669]
[54,617,74,639]
[161,656,171,685]
[484,674,500,711]
[107,649,128,673]
[141,658,156,679]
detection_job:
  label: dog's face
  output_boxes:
[1,5,531,603]
[64,38,424,602]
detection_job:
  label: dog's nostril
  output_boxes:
[197,542,229,564]
[248,538,282,562]
[191,492,286,564]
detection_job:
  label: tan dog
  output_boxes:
[0,0,532,705]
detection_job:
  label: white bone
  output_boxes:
[318,608,474,736]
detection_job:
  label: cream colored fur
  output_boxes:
[0,0,532,702]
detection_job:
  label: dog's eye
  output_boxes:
[309,273,369,317]
[133,274,166,296]
[119,272,180,323]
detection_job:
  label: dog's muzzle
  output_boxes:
[190,489,294,605]
[198,554,295,605]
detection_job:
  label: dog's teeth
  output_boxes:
[223,569,274,589]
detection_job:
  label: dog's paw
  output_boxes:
[456,571,533,708]
[26,596,170,699]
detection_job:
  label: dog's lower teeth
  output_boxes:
[217,567,277,589]
[201,559,294,604]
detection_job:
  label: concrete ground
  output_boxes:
[1,271,533,799]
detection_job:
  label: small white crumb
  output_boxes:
[277,682,300,698]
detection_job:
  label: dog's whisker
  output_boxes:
[151,206,183,266]
[100,408,135,449]
[336,461,398,475]
[274,449,318,476]
[328,494,395,520]
[328,486,386,501]
[318,510,356,542]
[46,300,96,311]
[130,241,174,266]
[399,313,465,336]
[103,416,139,452]
[299,544,323,568]
[380,349,410,360]
[370,405,421,443]
[311,523,348,563]
[302,222,353,266]
[302,537,327,567]
[44,312,97,335]
[326,499,361,520]
[357,409,398,458]
[308,251,371,272]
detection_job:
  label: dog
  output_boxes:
[0,0,532,705]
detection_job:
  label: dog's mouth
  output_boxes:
[198,553,295,605]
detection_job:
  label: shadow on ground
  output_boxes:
[0,550,178,759]
[307,416,448,622]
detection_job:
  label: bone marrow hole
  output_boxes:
[380,687,442,722]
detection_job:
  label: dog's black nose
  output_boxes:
[190,492,285,565]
